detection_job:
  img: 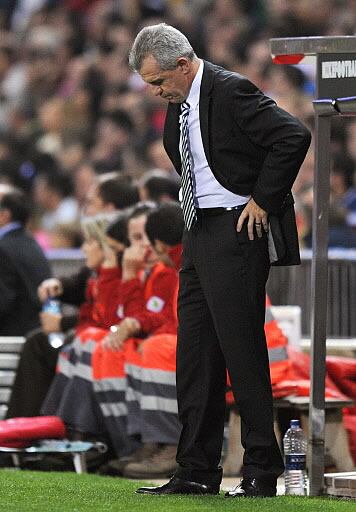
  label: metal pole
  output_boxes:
[270,35,356,498]
[308,112,331,496]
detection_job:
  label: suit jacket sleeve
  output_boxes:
[231,78,311,212]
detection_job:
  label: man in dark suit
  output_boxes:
[129,24,311,497]
[0,189,52,335]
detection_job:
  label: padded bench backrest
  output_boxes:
[0,337,25,419]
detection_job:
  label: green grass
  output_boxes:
[0,470,354,512]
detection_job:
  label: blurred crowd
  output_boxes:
[0,0,355,248]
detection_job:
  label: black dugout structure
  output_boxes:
[270,36,356,496]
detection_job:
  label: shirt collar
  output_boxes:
[186,59,204,110]
[0,221,22,239]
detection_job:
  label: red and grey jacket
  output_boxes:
[76,266,125,335]
[120,262,178,336]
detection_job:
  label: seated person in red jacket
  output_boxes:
[91,203,181,460]
[99,202,184,476]
[40,212,129,432]
[102,203,181,350]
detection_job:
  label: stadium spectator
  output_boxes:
[138,171,180,203]
[32,169,79,234]
[90,110,135,173]
[301,152,356,248]
[83,172,139,216]
[146,139,178,179]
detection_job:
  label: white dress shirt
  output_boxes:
[185,59,250,208]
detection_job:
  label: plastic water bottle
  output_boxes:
[42,298,65,349]
[283,419,308,495]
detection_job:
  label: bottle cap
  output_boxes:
[290,419,300,427]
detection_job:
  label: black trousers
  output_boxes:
[6,329,73,418]
[175,209,284,487]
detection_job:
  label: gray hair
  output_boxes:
[129,23,196,72]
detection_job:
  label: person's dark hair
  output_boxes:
[0,159,23,189]
[0,189,31,224]
[127,201,157,222]
[37,170,73,197]
[106,211,129,247]
[142,175,180,202]
[98,175,139,209]
[280,65,306,91]
[81,66,105,121]
[145,202,184,247]
[332,152,354,190]
[0,45,15,63]
[103,110,134,133]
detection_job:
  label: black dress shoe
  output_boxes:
[225,477,277,498]
[136,476,220,495]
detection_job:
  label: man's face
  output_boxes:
[140,55,191,104]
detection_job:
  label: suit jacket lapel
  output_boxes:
[199,60,215,170]
[163,103,181,173]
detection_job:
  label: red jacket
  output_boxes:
[76,266,125,335]
[121,262,178,336]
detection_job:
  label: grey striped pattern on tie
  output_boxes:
[179,101,197,230]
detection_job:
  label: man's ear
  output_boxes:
[176,57,191,74]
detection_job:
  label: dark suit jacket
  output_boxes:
[163,60,311,265]
[0,227,52,335]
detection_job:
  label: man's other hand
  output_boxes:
[236,199,268,240]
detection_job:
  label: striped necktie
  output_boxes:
[179,101,197,230]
